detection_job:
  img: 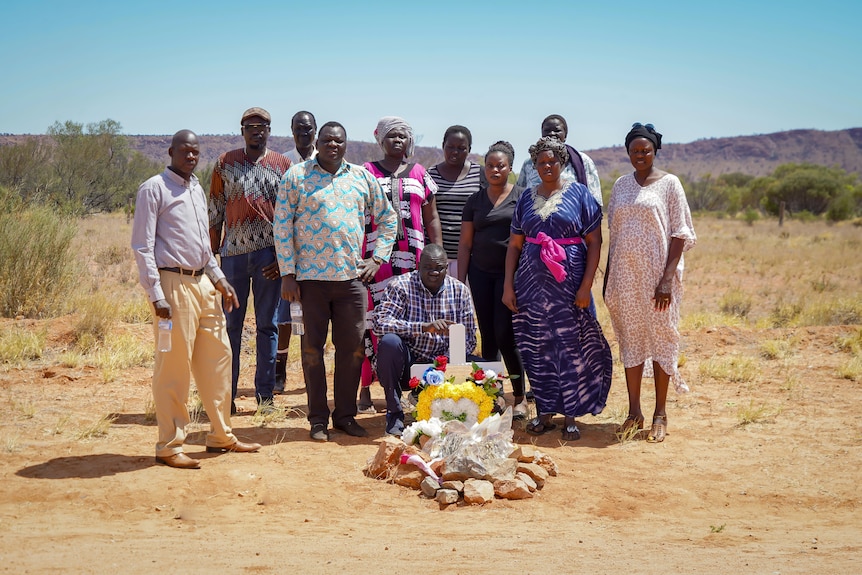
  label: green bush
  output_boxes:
[0,188,78,318]
[742,209,760,225]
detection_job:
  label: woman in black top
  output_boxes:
[457,141,527,418]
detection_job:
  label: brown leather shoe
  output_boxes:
[206,440,262,453]
[155,452,200,469]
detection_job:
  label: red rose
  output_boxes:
[409,377,421,389]
[435,356,448,371]
[473,369,485,381]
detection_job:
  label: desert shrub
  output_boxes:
[792,210,819,223]
[0,196,78,318]
[826,192,857,222]
[742,209,760,225]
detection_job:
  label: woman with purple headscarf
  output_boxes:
[358,117,442,413]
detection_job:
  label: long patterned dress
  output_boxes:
[361,162,436,385]
[511,182,612,417]
[605,173,696,392]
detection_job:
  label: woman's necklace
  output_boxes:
[532,183,565,221]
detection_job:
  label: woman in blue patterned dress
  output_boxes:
[502,137,612,440]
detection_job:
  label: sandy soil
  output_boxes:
[1,310,860,574]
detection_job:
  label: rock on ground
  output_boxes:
[494,479,534,500]
[436,489,459,505]
[463,479,495,504]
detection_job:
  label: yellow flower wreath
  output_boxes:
[415,382,494,423]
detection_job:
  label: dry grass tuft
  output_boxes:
[719,288,752,318]
[76,414,118,440]
[736,400,775,426]
[0,326,45,365]
[838,356,862,382]
[681,312,745,330]
[252,402,287,427]
[759,337,796,360]
[143,396,156,423]
[119,297,153,324]
[837,328,862,355]
[73,294,120,350]
[699,355,759,383]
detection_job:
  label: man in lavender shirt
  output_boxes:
[131,130,261,469]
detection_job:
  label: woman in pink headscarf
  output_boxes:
[358,116,442,413]
[502,137,612,441]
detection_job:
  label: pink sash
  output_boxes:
[525,232,583,282]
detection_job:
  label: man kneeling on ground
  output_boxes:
[372,244,478,436]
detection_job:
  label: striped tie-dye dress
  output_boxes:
[510,182,613,417]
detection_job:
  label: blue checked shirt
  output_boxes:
[372,273,477,363]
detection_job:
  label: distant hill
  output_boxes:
[585,128,862,181]
[2,128,861,180]
[122,135,453,171]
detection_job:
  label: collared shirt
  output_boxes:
[372,273,477,363]
[274,159,396,281]
[516,151,603,206]
[209,148,292,257]
[131,168,225,302]
[285,148,317,165]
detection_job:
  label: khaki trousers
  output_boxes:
[153,271,236,457]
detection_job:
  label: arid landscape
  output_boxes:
[1,214,860,574]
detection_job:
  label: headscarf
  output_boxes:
[625,123,663,153]
[374,116,414,158]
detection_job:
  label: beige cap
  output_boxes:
[241,107,271,124]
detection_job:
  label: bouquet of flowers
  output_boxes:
[466,362,504,401]
[402,357,507,445]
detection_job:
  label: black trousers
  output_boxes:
[298,279,366,426]
[467,265,525,397]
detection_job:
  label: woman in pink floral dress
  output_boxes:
[605,123,696,443]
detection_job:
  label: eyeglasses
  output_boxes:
[631,122,655,130]
[242,123,270,132]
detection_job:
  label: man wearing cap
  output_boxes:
[210,107,293,413]
[274,110,318,394]
[132,129,261,469]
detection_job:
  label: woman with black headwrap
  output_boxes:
[605,123,697,443]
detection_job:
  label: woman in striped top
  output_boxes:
[428,125,484,278]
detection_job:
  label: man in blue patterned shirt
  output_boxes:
[372,244,478,435]
[274,121,396,441]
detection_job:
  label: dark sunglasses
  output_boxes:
[631,122,655,130]
[242,123,270,132]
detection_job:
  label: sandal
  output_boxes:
[512,400,528,420]
[525,417,557,435]
[562,423,581,441]
[647,415,667,443]
[619,414,644,434]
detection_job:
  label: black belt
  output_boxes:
[159,267,204,276]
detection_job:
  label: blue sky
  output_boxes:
[1,1,859,163]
